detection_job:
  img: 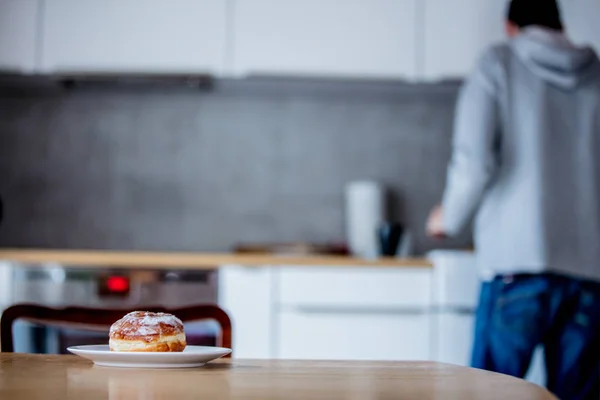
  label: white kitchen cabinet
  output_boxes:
[559,0,600,54]
[429,250,479,308]
[218,259,472,361]
[0,0,39,73]
[41,0,227,74]
[232,0,418,80]
[276,309,431,360]
[422,0,506,81]
[0,262,13,308]
[275,265,433,361]
[278,267,432,308]
[218,265,274,359]
[432,313,473,366]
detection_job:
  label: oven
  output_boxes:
[2,263,219,354]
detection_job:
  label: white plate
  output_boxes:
[67,345,232,369]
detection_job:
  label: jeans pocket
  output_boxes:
[494,279,547,334]
[572,285,600,332]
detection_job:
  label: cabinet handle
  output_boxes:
[291,306,429,316]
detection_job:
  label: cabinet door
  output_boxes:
[423,0,506,80]
[41,0,227,74]
[218,266,274,359]
[277,309,431,360]
[432,313,474,366]
[278,267,432,308]
[0,0,39,72]
[0,262,13,308]
[560,0,600,54]
[232,0,418,80]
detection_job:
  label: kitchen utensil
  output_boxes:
[378,222,403,256]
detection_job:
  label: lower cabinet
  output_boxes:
[432,312,474,366]
[219,264,435,360]
[218,265,274,359]
[0,262,12,306]
[275,309,431,361]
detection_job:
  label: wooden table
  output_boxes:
[0,354,556,399]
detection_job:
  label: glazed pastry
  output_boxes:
[109,311,186,352]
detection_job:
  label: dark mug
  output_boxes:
[378,223,403,257]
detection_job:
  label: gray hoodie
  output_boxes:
[441,27,600,281]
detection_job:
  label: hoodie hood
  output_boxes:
[512,29,600,89]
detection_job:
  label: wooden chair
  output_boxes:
[0,304,232,356]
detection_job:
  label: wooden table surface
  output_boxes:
[0,353,556,399]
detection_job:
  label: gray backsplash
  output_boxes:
[0,78,472,255]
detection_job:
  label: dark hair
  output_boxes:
[507,0,564,31]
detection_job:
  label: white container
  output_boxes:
[345,181,385,258]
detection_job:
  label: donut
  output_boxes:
[109,311,186,352]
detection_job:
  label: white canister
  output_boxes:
[345,181,386,258]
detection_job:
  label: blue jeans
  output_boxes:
[472,273,600,400]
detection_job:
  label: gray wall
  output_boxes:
[0,78,471,255]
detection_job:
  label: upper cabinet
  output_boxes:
[4,0,599,81]
[40,0,227,74]
[231,0,418,80]
[0,0,39,73]
[422,0,506,81]
[560,0,600,54]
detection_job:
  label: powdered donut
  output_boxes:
[109,311,186,352]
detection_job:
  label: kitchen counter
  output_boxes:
[0,248,432,269]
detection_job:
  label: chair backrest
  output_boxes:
[0,303,232,355]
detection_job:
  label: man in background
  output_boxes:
[427,0,600,398]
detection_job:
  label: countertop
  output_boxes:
[0,354,557,400]
[0,248,433,269]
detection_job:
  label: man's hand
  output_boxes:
[426,204,447,239]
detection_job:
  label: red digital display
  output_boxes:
[106,276,130,293]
